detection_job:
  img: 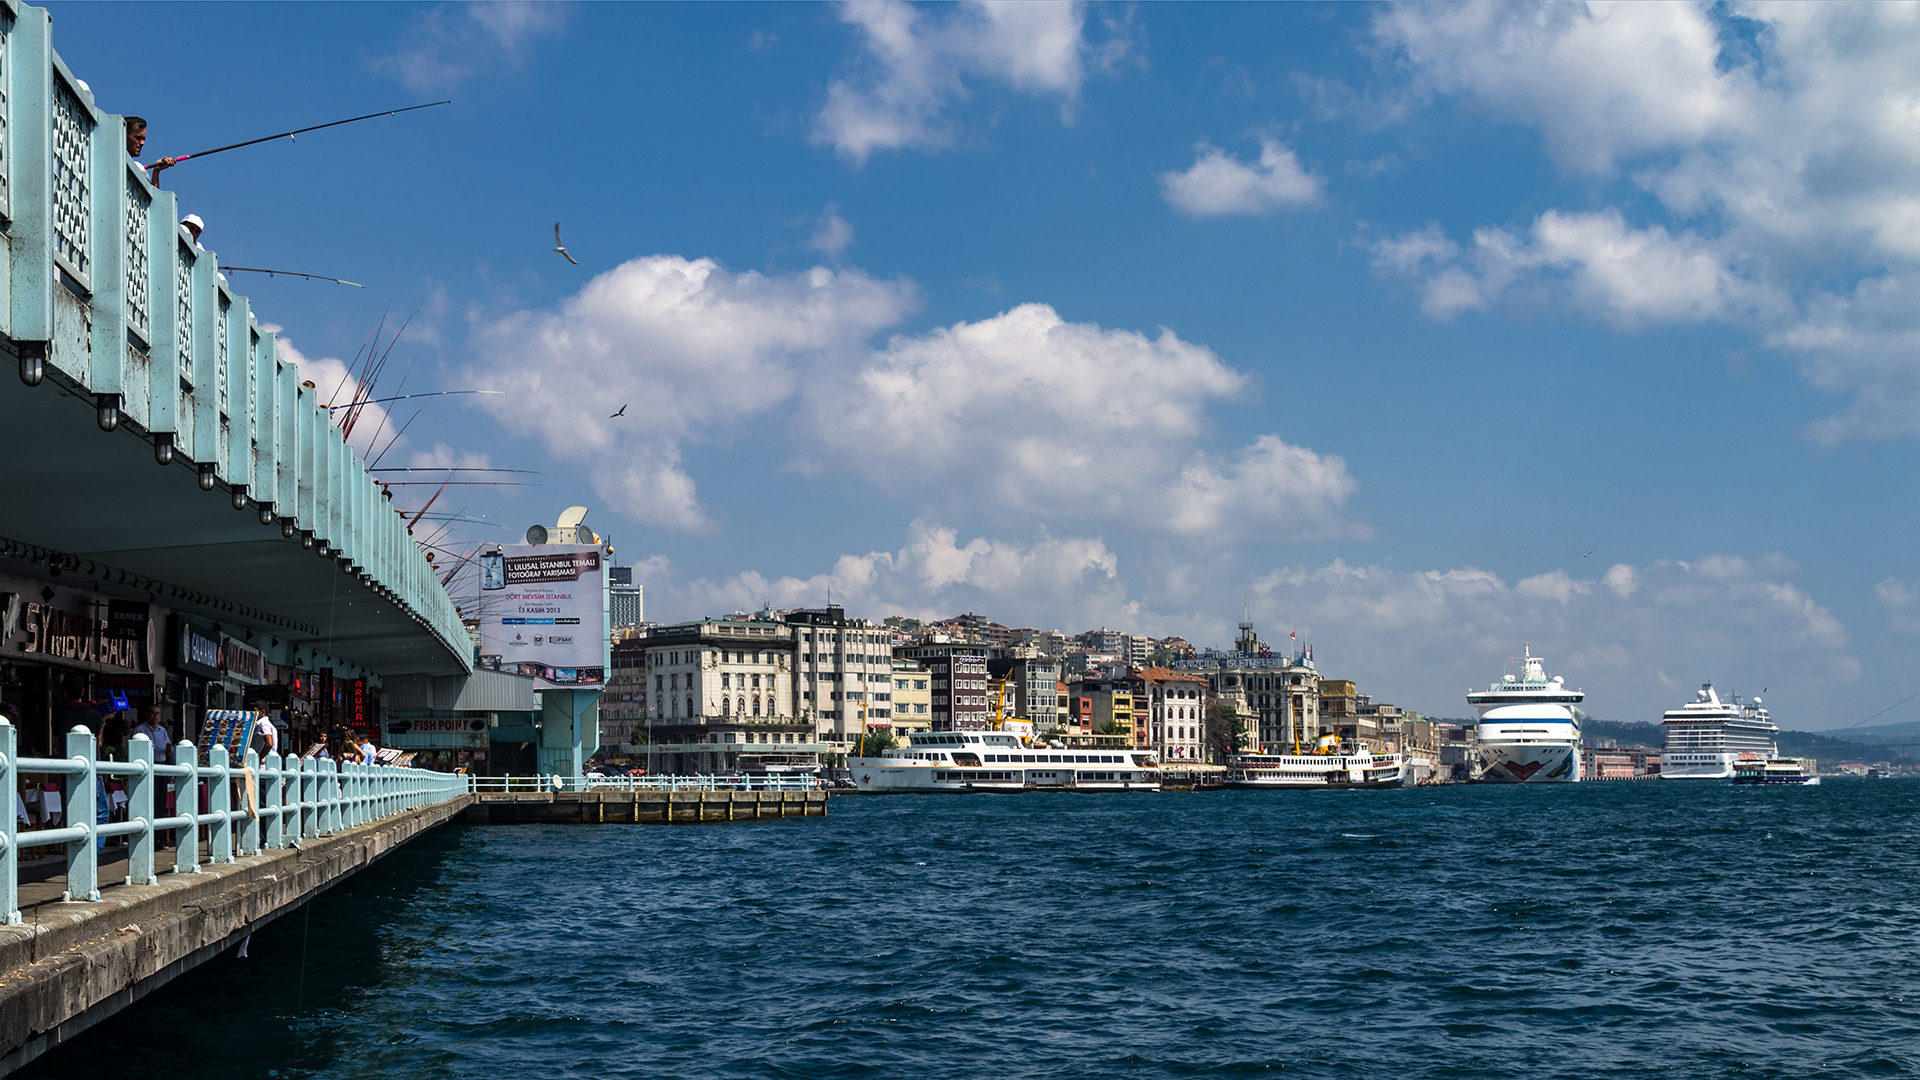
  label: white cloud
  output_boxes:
[371,1,568,91]
[808,202,857,261]
[1369,209,1758,325]
[1248,552,1858,723]
[815,0,1124,163]
[469,259,1360,540]
[807,302,1364,541]
[468,255,919,531]
[636,519,1136,630]
[1368,2,1920,435]
[1160,137,1323,217]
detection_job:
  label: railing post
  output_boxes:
[240,749,261,856]
[175,742,199,874]
[263,752,283,850]
[208,745,232,863]
[62,725,99,902]
[128,733,156,886]
[0,721,18,924]
[301,757,317,839]
[322,758,338,834]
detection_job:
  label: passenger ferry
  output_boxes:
[1225,741,1412,789]
[1468,645,1583,783]
[849,725,1161,793]
[1731,754,1820,786]
[1661,684,1779,779]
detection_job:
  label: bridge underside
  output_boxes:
[0,363,465,675]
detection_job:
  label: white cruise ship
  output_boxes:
[1467,645,1583,783]
[850,728,1161,793]
[1661,684,1778,779]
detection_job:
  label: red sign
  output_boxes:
[350,678,367,727]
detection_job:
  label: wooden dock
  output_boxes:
[461,789,829,824]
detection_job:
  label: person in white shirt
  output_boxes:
[250,711,278,757]
[131,705,173,763]
[358,738,377,766]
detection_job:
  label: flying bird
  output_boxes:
[1576,549,1595,557]
[609,404,627,418]
[553,223,579,266]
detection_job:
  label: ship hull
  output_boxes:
[1477,741,1581,783]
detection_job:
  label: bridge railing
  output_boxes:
[468,774,820,794]
[0,721,467,924]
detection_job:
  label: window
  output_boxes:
[722,673,732,689]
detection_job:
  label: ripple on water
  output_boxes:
[19,779,1920,1080]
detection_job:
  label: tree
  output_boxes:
[1204,702,1247,762]
[849,730,898,757]
[1095,717,1128,737]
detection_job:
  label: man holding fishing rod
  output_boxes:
[134,100,448,184]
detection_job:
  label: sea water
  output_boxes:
[23,779,1920,1079]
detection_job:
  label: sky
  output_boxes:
[50,1,1920,730]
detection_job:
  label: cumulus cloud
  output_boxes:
[814,0,1127,163]
[1368,209,1760,325]
[467,260,1363,540]
[808,202,857,261]
[274,336,393,459]
[1160,137,1323,217]
[1248,552,1858,723]
[371,1,568,91]
[1368,2,1920,435]
[468,256,919,530]
[636,519,1136,631]
[808,302,1364,541]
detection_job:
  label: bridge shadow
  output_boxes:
[15,825,474,1079]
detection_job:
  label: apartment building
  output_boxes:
[989,648,1061,731]
[894,638,991,730]
[1135,667,1211,763]
[888,658,933,739]
[786,606,896,745]
[643,618,809,773]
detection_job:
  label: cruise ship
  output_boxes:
[1467,645,1583,783]
[849,727,1161,793]
[1660,684,1779,779]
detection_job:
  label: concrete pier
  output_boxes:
[463,789,830,824]
[0,795,473,1076]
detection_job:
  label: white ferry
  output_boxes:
[1225,741,1412,789]
[1661,684,1779,779]
[1731,754,1820,786]
[850,726,1161,793]
[1467,645,1583,783]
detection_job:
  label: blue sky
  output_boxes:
[54,2,1920,730]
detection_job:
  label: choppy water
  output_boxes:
[23,779,1920,1079]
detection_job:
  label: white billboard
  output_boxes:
[477,544,607,689]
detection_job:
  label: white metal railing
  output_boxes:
[0,721,467,924]
[467,773,820,794]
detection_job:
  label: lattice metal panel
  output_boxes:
[124,177,151,339]
[246,333,258,422]
[217,300,230,418]
[175,243,194,383]
[0,15,13,217]
[49,81,91,280]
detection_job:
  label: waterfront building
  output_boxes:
[988,648,1062,732]
[889,658,933,739]
[1072,677,1144,745]
[643,619,813,774]
[785,606,896,745]
[1175,622,1320,753]
[599,638,647,761]
[1134,667,1211,763]
[894,637,991,730]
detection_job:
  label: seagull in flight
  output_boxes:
[609,404,627,419]
[553,223,579,266]
[1576,549,1595,557]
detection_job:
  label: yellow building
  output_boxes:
[887,658,933,740]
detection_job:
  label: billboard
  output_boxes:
[477,544,607,689]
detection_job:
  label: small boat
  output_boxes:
[1731,754,1821,786]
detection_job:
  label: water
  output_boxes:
[23,780,1920,1079]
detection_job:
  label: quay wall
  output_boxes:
[0,795,473,1076]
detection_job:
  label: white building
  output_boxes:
[786,606,897,745]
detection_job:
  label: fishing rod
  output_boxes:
[370,467,546,474]
[146,101,450,172]
[223,267,364,287]
[328,390,504,411]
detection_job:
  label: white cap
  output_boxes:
[180,214,204,232]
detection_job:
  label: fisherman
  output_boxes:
[180,213,204,248]
[125,116,179,182]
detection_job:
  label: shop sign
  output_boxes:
[243,684,290,704]
[22,603,149,670]
[350,678,368,727]
[107,600,149,642]
[221,638,266,684]
[391,718,487,734]
[176,622,222,679]
[99,673,155,698]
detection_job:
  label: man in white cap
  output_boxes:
[180,214,204,249]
